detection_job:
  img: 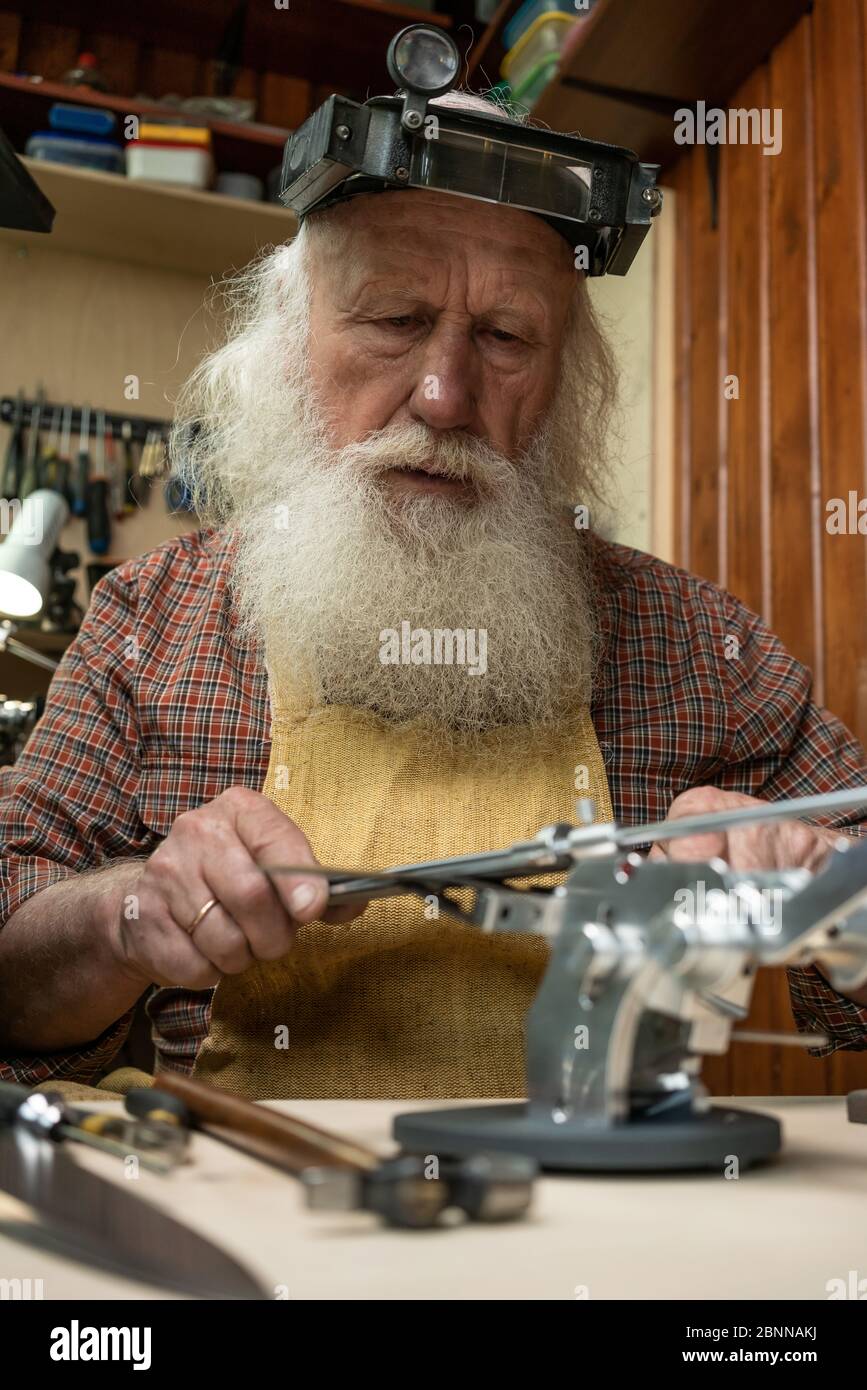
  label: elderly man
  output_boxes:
[0,83,865,1099]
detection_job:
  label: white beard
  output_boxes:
[230,410,598,737]
[174,233,613,737]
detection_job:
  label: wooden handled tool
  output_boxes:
[148,1070,378,1172]
[127,1074,535,1227]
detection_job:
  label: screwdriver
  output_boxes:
[1,390,25,501]
[72,403,90,516]
[87,409,111,555]
[18,387,45,499]
[105,419,126,519]
[36,405,61,491]
[118,420,136,512]
[55,403,73,502]
[140,428,163,479]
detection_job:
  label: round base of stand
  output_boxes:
[393,1102,782,1172]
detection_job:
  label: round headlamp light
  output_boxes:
[387,24,461,97]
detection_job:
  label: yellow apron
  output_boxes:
[193,692,612,1099]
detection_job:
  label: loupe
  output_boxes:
[386,24,462,131]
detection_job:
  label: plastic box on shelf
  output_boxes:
[503,0,573,51]
[25,132,124,174]
[501,12,576,98]
[509,51,560,110]
[25,101,124,174]
[125,141,214,190]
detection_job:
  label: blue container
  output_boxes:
[48,103,117,138]
[504,0,570,51]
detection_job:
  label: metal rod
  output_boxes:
[731,1030,828,1048]
[3,635,60,673]
[607,786,867,851]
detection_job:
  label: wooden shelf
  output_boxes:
[530,0,809,167]
[0,157,297,278]
[9,1,458,92]
[0,72,290,184]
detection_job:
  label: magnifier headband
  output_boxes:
[279,84,661,276]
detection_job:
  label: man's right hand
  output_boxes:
[109,786,360,989]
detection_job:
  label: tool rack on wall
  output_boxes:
[0,396,170,444]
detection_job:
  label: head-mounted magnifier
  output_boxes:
[279,23,661,276]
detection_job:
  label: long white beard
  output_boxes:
[174,235,612,737]
[230,411,598,736]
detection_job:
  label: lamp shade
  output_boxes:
[0,489,69,617]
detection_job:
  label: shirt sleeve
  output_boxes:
[0,566,152,1084]
[719,591,867,1053]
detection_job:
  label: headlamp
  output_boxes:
[387,24,461,131]
[279,24,661,276]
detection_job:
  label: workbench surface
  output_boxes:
[1,1096,864,1300]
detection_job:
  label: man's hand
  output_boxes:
[650,785,867,1009]
[649,785,844,870]
[109,786,361,990]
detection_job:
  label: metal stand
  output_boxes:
[393,1102,782,1172]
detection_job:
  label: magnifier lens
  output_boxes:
[393,30,459,92]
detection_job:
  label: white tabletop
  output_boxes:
[1,1096,865,1300]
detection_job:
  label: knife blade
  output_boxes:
[0,1127,265,1300]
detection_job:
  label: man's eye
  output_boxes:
[487,328,520,344]
[382,316,416,329]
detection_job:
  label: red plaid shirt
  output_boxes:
[1,529,865,1085]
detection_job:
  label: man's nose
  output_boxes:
[408,326,479,432]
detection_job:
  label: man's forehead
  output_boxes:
[314,189,573,274]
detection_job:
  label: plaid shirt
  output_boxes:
[1,529,865,1085]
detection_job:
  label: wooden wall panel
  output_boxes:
[817,0,867,1094]
[684,148,722,585]
[672,0,867,1095]
[724,68,779,1097]
[723,66,769,618]
[767,20,833,1096]
[814,0,867,758]
[18,20,79,82]
[87,32,140,97]
[0,11,21,71]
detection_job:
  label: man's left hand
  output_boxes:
[649,785,844,871]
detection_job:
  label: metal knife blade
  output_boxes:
[0,1128,265,1299]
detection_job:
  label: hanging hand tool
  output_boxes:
[127,1073,535,1228]
[105,418,125,519]
[17,386,45,499]
[36,404,60,491]
[1,389,25,501]
[139,428,167,479]
[118,419,136,512]
[71,402,90,516]
[86,408,111,555]
[52,402,73,502]
[123,419,149,508]
[0,1084,265,1299]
